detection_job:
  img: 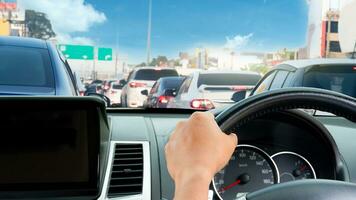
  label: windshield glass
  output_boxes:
[0,0,355,109]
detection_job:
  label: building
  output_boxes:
[264,48,298,66]
[195,48,208,69]
[303,0,356,59]
[0,0,26,37]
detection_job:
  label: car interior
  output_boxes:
[1,1,356,199]
[0,87,355,200]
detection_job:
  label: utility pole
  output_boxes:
[115,29,119,78]
[146,0,152,65]
[352,41,356,59]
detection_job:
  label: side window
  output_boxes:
[57,50,77,95]
[150,81,159,94]
[270,70,289,90]
[62,61,77,95]
[127,71,134,81]
[177,77,192,95]
[282,72,295,88]
[254,71,277,95]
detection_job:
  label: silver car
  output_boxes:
[121,67,179,108]
[167,71,261,110]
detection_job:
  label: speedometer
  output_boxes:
[213,145,279,200]
[271,151,316,183]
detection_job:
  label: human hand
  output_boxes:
[165,112,238,200]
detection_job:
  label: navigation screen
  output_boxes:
[0,108,97,190]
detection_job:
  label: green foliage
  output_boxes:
[247,64,270,75]
[136,62,146,67]
[25,10,56,40]
[149,56,168,66]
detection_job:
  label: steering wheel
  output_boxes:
[215,87,356,200]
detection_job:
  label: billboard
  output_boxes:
[58,44,94,60]
[98,48,112,61]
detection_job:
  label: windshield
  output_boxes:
[1,0,355,109]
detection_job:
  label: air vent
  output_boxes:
[108,143,144,197]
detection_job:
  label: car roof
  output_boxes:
[133,67,177,71]
[196,70,260,75]
[281,58,356,68]
[159,76,184,81]
[0,36,48,49]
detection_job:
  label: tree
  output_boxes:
[149,58,158,66]
[136,62,146,67]
[149,56,168,66]
[25,10,56,40]
[247,64,270,75]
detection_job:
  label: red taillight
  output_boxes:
[158,96,172,104]
[190,99,215,110]
[129,82,147,88]
[79,91,85,96]
[353,66,356,71]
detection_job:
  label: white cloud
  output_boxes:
[224,33,253,50]
[56,33,95,45]
[18,0,106,44]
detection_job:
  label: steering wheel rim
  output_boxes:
[214,87,356,200]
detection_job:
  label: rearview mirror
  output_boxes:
[164,89,177,97]
[86,93,111,107]
[231,90,247,102]
[141,89,149,96]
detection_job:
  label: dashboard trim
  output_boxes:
[271,151,317,180]
[98,141,151,200]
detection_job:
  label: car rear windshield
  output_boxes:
[163,78,184,90]
[303,65,356,98]
[112,83,122,89]
[197,73,261,87]
[0,46,54,87]
[134,69,178,81]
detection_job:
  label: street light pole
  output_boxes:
[146,0,152,65]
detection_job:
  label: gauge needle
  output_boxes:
[220,179,241,192]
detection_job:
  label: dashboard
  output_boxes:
[0,95,354,199]
[103,109,356,200]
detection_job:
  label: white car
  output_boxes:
[167,71,261,110]
[121,67,179,108]
[105,81,123,107]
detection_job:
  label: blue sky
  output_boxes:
[79,0,308,63]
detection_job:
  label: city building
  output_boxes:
[264,48,298,66]
[301,0,356,59]
[0,0,26,37]
[195,48,208,69]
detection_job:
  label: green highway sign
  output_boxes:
[98,48,113,61]
[58,44,94,60]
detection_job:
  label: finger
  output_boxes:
[227,133,238,147]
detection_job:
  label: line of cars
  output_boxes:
[118,67,262,110]
[118,58,356,111]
